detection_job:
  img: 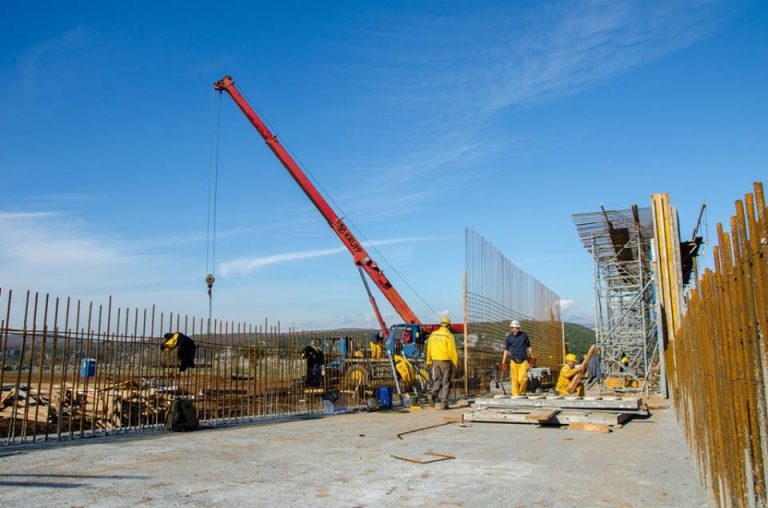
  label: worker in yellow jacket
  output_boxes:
[370,331,385,359]
[426,317,458,409]
[556,353,585,396]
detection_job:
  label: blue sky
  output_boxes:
[1,1,766,329]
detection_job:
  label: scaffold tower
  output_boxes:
[573,206,661,394]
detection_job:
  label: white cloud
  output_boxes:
[219,236,444,277]
[0,211,60,220]
[0,211,135,267]
[219,246,347,277]
[0,210,185,298]
[19,28,88,92]
[335,1,728,190]
[559,298,595,327]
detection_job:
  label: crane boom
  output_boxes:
[214,75,421,327]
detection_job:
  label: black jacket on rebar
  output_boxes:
[301,345,324,387]
[161,332,197,372]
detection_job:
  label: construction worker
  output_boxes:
[500,320,535,396]
[425,317,458,409]
[585,348,602,389]
[556,353,585,396]
[620,352,629,372]
[619,352,637,388]
[370,331,385,359]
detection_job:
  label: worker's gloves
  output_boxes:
[529,358,537,367]
[500,362,508,373]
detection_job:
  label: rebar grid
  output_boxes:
[0,291,389,445]
[464,228,563,390]
[658,182,768,507]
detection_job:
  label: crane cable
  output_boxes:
[205,91,223,330]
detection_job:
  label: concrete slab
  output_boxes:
[464,408,634,425]
[474,395,643,410]
[0,405,708,507]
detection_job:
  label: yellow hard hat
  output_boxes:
[440,317,451,325]
[565,353,577,362]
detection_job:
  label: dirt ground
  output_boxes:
[0,401,708,507]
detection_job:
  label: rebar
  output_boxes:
[464,228,563,392]
[655,182,768,506]
[0,292,391,445]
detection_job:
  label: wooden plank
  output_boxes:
[569,422,610,433]
[568,344,597,393]
[462,410,545,425]
[524,409,559,421]
[558,411,632,426]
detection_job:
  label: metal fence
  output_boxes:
[657,182,768,507]
[464,228,563,391]
[0,289,394,445]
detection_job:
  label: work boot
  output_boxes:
[427,394,435,407]
[441,402,450,410]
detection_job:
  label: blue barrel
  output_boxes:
[80,358,96,377]
[376,386,393,409]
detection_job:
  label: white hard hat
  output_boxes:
[509,320,520,328]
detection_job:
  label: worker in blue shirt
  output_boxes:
[500,320,535,396]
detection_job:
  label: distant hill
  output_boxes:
[564,322,595,358]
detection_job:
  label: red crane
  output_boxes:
[213,75,425,334]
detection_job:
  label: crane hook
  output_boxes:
[205,273,215,298]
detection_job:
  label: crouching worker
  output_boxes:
[161,332,197,372]
[556,353,585,396]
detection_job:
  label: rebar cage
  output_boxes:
[464,228,563,391]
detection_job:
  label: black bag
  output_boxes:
[165,398,199,432]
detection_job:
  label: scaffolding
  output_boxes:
[572,206,661,394]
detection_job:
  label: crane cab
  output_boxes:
[386,324,426,359]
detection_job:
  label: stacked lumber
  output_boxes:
[0,381,180,437]
[0,385,56,437]
[70,383,177,430]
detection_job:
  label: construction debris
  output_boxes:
[396,421,454,440]
[390,451,455,464]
